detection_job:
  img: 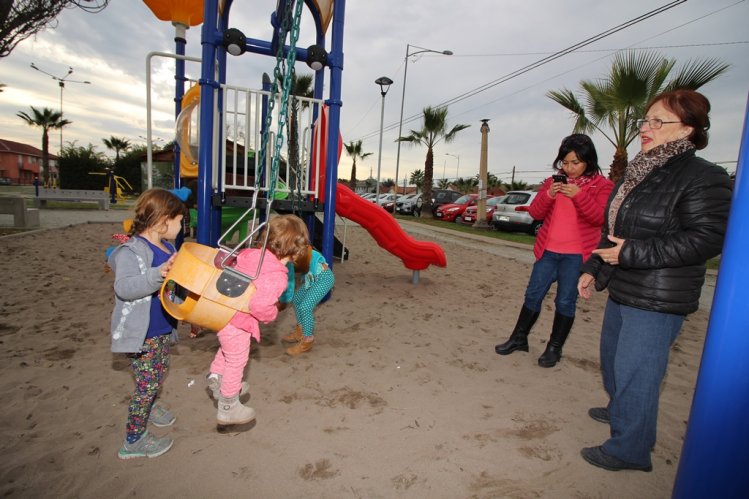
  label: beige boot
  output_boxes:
[206,374,249,401]
[286,337,314,356]
[217,395,256,425]
[281,324,303,343]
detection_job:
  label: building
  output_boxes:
[0,138,58,185]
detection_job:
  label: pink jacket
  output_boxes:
[528,174,614,261]
[227,248,289,340]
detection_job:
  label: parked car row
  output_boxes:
[357,189,542,236]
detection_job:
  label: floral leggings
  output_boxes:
[125,334,170,443]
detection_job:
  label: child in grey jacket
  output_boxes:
[108,188,187,460]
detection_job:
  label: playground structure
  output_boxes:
[141,1,748,496]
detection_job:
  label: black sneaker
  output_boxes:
[588,407,610,424]
[581,446,652,472]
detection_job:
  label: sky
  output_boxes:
[1,0,747,186]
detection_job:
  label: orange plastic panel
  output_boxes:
[160,242,255,331]
[143,0,204,27]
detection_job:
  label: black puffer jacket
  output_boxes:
[582,150,732,315]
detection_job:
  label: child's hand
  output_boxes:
[160,253,177,278]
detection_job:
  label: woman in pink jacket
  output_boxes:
[207,215,309,426]
[495,134,613,367]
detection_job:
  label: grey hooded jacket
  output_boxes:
[108,236,178,353]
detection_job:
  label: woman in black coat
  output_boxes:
[577,89,732,472]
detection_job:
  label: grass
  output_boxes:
[394,214,721,270]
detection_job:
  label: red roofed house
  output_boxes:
[0,138,59,185]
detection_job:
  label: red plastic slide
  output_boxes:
[335,183,447,271]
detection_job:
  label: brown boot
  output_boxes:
[281,324,302,343]
[286,338,314,356]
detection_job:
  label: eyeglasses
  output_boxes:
[635,118,682,130]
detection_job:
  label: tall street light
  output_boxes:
[375,76,394,205]
[445,152,460,179]
[394,44,452,195]
[474,119,491,229]
[30,63,91,152]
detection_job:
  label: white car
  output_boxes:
[491,191,542,235]
[395,193,423,215]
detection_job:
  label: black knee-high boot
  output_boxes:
[537,312,575,367]
[495,305,540,355]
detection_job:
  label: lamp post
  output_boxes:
[30,63,91,153]
[474,119,491,229]
[394,44,452,199]
[375,76,394,205]
[446,152,460,179]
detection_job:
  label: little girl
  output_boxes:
[280,246,335,356]
[207,214,309,425]
[109,188,187,459]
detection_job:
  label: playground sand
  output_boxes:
[0,222,709,498]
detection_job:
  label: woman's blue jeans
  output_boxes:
[523,251,582,317]
[599,298,685,466]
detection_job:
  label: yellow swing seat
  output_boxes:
[160,242,256,332]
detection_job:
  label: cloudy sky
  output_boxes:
[1,0,746,185]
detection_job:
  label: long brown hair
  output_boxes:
[129,188,188,236]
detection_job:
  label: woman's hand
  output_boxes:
[578,273,595,299]
[558,183,580,198]
[548,181,563,198]
[592,235,625,265]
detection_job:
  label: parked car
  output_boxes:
[492,190,542,235]
[430,189,463,215]
[434,193,479,223]
[381,194,405,213]
[460,195,505,226]
[0,177,12,186]
[360,192,377,201]
[395,193,423,216]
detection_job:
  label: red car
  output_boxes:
[460,195,505,225]
[434,193,479,223]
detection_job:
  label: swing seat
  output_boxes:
[160,242,256,332]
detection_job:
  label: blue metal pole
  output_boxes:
[672,93,749,498]
[196,0,220,246]
[321,0,345,269]
[174,24,187,249]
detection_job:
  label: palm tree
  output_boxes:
[437,178,450,189]
[102,136,131,163]
[547,50,729,182]
[343,140,372,190]
[287,73,314,195]
[410,170,425,192]
[17,106,71,185]
[397,106,470,217]
[504,180,530,191]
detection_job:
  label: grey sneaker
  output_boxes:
[118,431,173,460]
[206,374,250,400]
[150,403,176,427]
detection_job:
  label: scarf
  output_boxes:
[608,138,694,233]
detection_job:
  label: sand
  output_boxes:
[0,220,712,498]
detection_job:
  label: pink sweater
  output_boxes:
[528,174,614,261]
[227,248,289,340]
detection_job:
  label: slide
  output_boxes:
[335,183,447,271]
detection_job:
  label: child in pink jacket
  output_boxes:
[207,215,309,426]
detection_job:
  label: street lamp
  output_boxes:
[30,63,91,153]
[394,44,452,198]
[445,152,460,179]
[375,76,394,205]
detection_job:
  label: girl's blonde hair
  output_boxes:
[130,188,188,235]
[259,214,309,263]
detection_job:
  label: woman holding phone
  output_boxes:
[495,134,613,367]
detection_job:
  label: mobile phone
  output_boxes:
[552,174,568,184]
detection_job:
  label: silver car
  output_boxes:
[492,190,542,235]
[395,193,423,215]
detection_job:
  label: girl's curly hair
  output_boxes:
[258,214,310,263]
